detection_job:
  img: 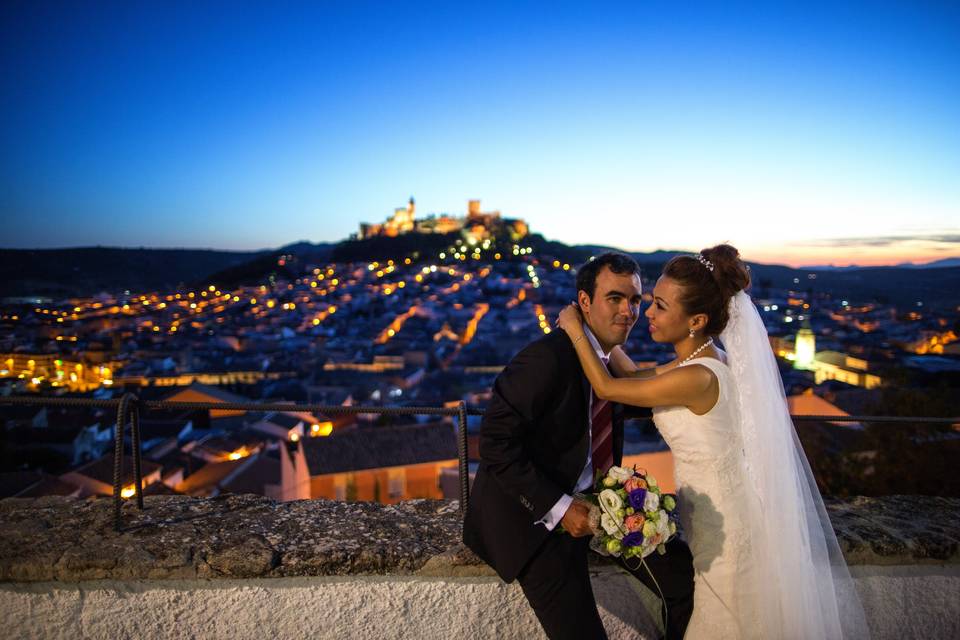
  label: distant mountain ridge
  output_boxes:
[802,257,960,270]
[0,245,326,298]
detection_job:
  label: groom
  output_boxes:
[463,252,694,639]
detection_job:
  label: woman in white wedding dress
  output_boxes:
[557,245,869,639]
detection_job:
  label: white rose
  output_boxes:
[657,511,670,536]
[643,491,660,512]
[601,513,620,536]
[606,466,633,484]
[599,489,623,513]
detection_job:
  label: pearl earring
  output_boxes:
[689,329,695,338]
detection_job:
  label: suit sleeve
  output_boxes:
[479,340,567,520]
[621,404,653,420]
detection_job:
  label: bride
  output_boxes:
[556,244,869,639]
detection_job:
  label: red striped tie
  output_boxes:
[591,361,613,476]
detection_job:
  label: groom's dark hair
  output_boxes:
[575,252,642,301]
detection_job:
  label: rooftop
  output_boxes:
[301,421,457,475]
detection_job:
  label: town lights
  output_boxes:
[311,422,333,436]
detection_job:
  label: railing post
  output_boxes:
[130,395,144,510]
[112,393,134,532]
[457,400,469,513]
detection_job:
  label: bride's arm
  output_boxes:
[556,306,712,408]
[609,346,679,379]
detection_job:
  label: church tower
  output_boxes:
[794,322,816,370]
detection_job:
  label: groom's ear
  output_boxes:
[577,289,592,314]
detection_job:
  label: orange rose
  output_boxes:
[624,513,646,532]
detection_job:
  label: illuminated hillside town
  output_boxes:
[1,200,958,501]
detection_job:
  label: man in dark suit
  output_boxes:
[463,252,695,639]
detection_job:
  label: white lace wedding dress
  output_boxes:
[653,356,764,639]
[650,291,869,639]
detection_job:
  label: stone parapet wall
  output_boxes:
[2,494,957,582]
[1,494,958,639]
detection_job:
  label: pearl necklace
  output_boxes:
[679,337,714,366]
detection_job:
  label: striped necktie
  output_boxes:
[591,358,613,476]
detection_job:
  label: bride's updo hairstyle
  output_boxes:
[662,244,751,336]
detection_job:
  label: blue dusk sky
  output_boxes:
[1,1,958,266]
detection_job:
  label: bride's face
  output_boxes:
[645,276,698,344]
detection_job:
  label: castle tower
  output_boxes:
[468,199,481,219]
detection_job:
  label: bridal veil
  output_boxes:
[720,291,870,639]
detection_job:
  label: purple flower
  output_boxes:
[628,489,647,510]
[622,532,645,547]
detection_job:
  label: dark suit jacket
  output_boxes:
[462,329,627,583]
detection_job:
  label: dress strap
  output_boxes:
[681,357,728,411]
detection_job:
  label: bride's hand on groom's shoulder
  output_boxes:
[556,303,583,336]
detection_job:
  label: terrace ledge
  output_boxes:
[1,494,958,639]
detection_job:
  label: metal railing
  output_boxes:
[1,394,957,532]
[0,394,483,531]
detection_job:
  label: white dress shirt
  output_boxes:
[536,324,610,530]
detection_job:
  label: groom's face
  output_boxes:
[578,266,642,350]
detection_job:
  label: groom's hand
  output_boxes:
[561,500,594,537]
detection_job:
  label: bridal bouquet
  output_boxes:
[583,465,679,560]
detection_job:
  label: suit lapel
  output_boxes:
[580,371,592,424]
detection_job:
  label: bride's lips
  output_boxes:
[649,324,657,333]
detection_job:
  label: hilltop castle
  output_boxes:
[358,198,529,243]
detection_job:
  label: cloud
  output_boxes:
[796,233,960,248]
